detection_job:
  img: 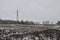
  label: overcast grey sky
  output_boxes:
[0,0,60,23]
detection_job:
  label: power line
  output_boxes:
[16,9,19,21]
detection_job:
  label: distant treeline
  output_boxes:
[0,19,60,25]
[0,19,35,24]
[56,21,60,25]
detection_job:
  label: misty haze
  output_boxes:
[0,0,60,40]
